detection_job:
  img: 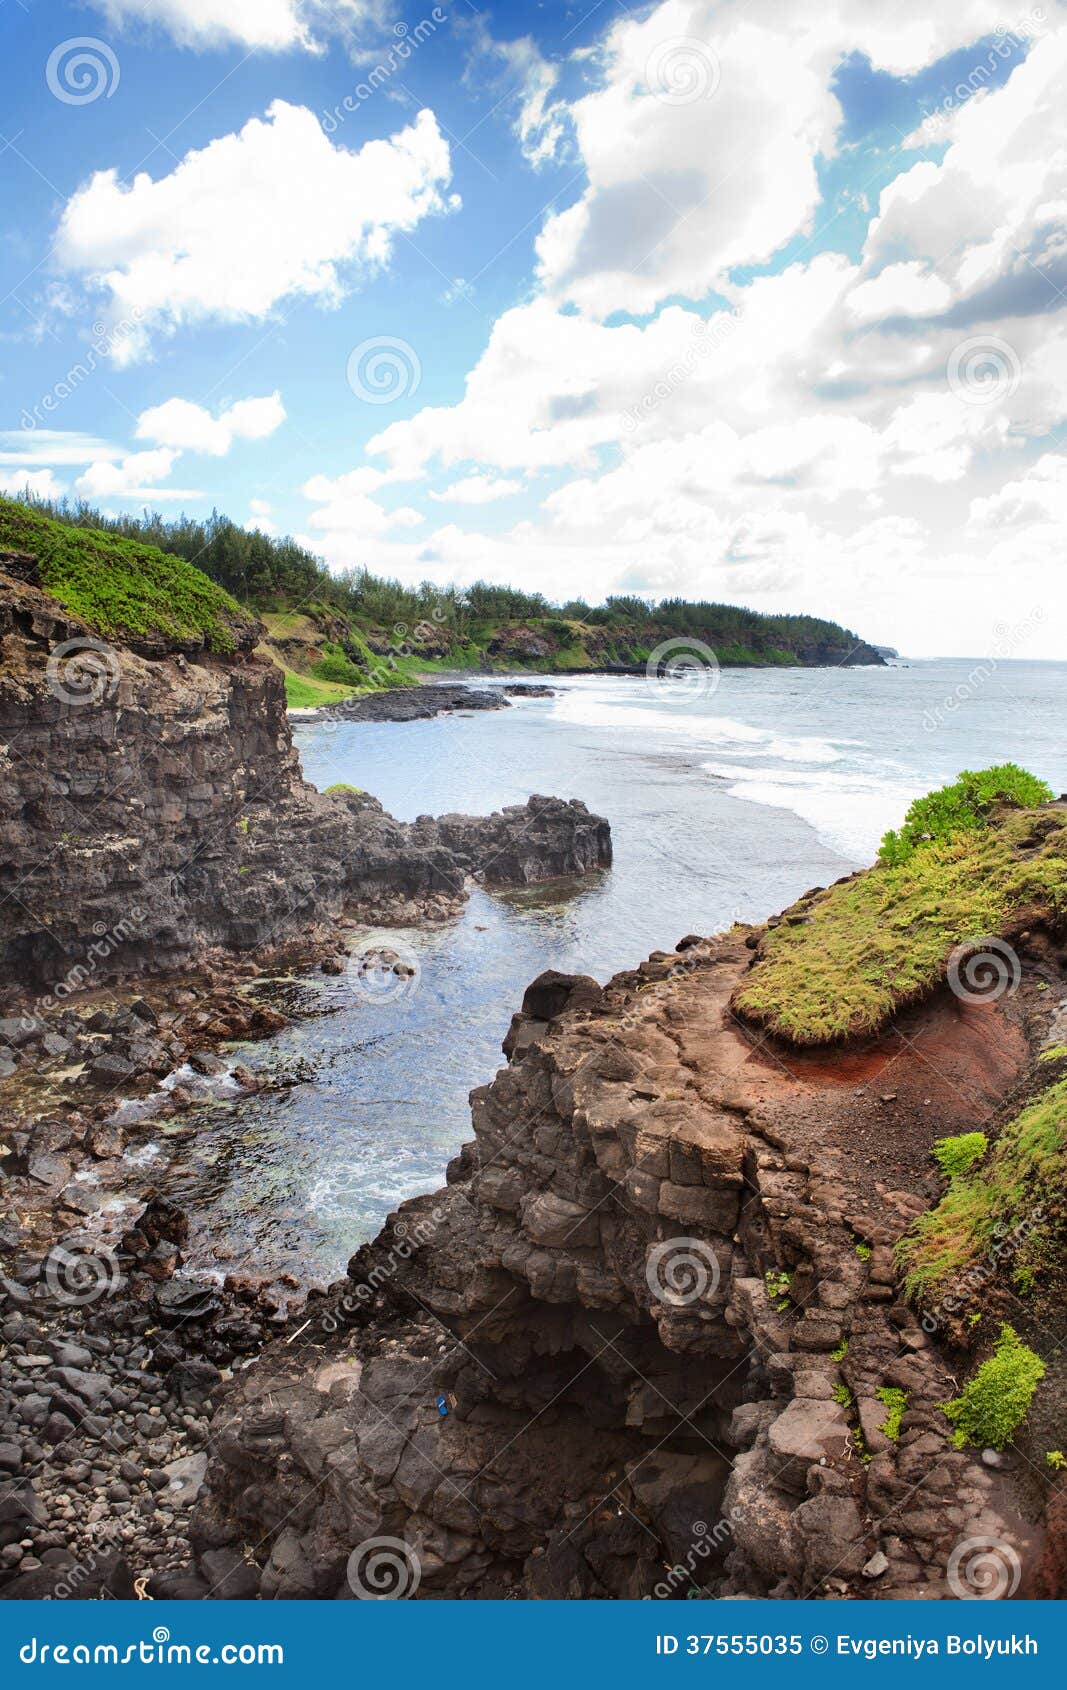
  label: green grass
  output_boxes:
[260,609,321,639]
[897,1078,1066,1304]
[933,1132,988,1180]
[281,668,356,709]
[324,782,363,796]
[942,1324,1045,1450]
[0,494,257,653]
[732,789,1067,1045]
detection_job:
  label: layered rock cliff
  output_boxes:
[189,928,1061,1601]
[0,561,610,994]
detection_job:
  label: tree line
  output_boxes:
[16,494,863,651]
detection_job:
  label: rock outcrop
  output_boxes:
[188,933,1051,1601]
[312,684,509,723]
[0,565,610,993]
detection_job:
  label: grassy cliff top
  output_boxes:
[732,767,1067,1045]
[0,495,260,656]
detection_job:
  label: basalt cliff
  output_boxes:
[0,553,610,995]
[187,911,1066,1602]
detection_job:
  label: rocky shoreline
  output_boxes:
[0,554,615,1597]
[4,920,1062,1600]
[172,933,1061,1602]
[0,1195,263,1599]
[293,680,558,726]
[2,549,1062,1608]
[306,683,511,725]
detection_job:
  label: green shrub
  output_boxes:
[942,1324,1045,1449]
[933,1132,988,1181]
[312,648,365,685]
[878,764,1052,867]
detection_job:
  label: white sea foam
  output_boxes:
[702,763,923,859]
[551,682,915,856]
[552,690,772,745]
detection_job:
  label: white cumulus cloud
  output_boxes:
[89,1,391,54]
[136,392,286,455]
[75,447,202,501]
[0,467,66,500]
[430,473,525,504]
[55,102,455,363]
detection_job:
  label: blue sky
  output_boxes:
[2,1,1065,655]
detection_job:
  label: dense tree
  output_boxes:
[14,493,868,659]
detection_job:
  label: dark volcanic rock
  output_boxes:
[316,683,508,723]
[416,795,612,888]
[189,932,1037,1603]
